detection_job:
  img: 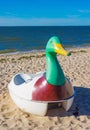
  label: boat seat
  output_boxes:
[14,74,32,85]
[14,74,26,85]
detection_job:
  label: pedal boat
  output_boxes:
[8,36,75,116]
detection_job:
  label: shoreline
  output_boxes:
[0,46,90,56]
[0,46,90,130]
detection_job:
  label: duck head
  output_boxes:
[46,36,71,86]
[46,36,71,56]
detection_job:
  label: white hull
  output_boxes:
[9,90,48,116]
[8,72,75,116]
[9,88,74,116]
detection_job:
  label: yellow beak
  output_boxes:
[54,43,71,56]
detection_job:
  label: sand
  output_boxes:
[0,47,90,130]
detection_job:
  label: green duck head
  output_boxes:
[46,36,71,86]
[46,36,71,56]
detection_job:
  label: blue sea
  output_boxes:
[0,26,90,53]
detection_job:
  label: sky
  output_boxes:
[0,0,90,26]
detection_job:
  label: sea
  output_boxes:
[0,26,90,53]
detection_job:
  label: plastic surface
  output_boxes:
[32,77,74,101]
[46,36,71,86]
[8,36,75,116]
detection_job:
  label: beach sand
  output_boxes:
[0,47,90,130]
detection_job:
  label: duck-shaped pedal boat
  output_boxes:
[8,36,75,116]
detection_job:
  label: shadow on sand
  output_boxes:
[47,86,90,117]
